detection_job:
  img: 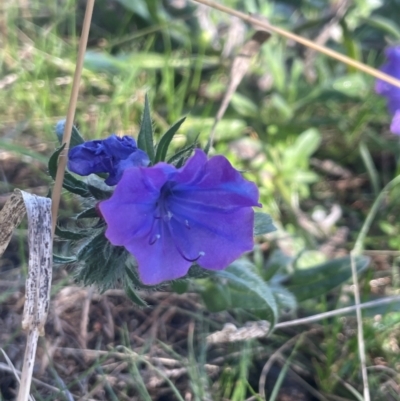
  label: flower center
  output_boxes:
[147,184,204,263]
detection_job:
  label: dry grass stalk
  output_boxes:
[50,0,95,235]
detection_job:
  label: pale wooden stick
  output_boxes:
[51,0,95,236]
[191,0,400,89]
[0,190,53,401]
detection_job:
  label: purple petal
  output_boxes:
[376,46,400,115]
[99,149,261,285]
[173,150,261,209]
[390,110,400,135]
[68,145,111,175]
[67,134,150,185]
[99,166,171,245]
[105,149,150,186]
[102,135,138,159]
[124,224,192,284]
[168,206,255,269]
[173,149,208,185]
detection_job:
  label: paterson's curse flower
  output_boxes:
[375,46,400,135]
[68,134,150,185]
[99,149,261,285]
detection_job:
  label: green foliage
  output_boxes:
[55,122,85,149]
[200,260,278,327]
[55,225,91,240]
[254,212,277,236]
[76,207,98,219]
[155,117,187,162]
[286,255,370,302]
[137,94,155,164]
[75,231,128,292]
[48,145,90,197]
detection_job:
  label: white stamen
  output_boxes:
[199,251,205,256]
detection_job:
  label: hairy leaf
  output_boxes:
[286,255,370,302]
[155,117,186,163]
[254,212,277,236]
[137,94,155,163]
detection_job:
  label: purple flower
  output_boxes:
[375,46,400,134]
[68,134,150,185]
[99,149,261,285]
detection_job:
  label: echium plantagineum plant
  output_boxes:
[51,95,277,320]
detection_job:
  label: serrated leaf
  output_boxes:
[48,145,90,197]
[286,255,370,302]
[137,94,155,163]
[55,120,85,149]
[155,117,186,163]
[55,225,89,240]
[76,232,127,292]
[76,207,98,219]
[254,212,276,236]
[53,254,76,264]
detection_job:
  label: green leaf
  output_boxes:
[270,284,297,313]
[86,174,113,200]
[124,281,148,307]
[76,207,99,219]
[87,183,112,200]
[200,281,231,312]
[137,94,155,163]
[55,120,85,149]
[170,280,189,294]
[167,143,196,167]
[48,144,65,179]
[286,255,370,302]
[53,254,76,264]
[201,260,278,327]
[363,16,400,40]
[332,74,368,98]
[76,232,128,292]
[254,212,276,236]
[155,117,186,163]
[283,128,321,168]
[55,225,90,240]
[48,145,90,197]
[231,93,258,117]
[115,0,151,20]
